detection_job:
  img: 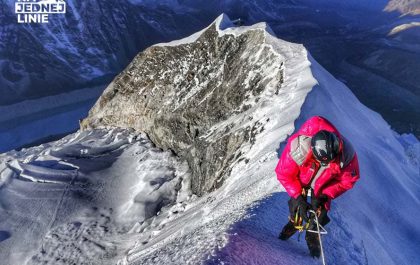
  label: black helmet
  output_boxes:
[311,130,340,165]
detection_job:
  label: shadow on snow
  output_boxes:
[205,192,367,265]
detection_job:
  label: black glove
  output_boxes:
[311,194,329,210]
[289,195,311,222]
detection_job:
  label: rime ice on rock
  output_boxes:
[81,14,290,195]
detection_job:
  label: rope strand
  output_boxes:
[308,209,327,265]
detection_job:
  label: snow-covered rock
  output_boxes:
[118,15,420,265]
[81,14,307,195]
[2,0,419,154]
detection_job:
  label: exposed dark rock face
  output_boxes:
[81,17,284,195]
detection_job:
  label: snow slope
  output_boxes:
[123,32,420,265]
[0,15,419,265]
[0,128,192,264]
[202,55,420,265]
[118,16,420,265]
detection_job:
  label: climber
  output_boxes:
[275,116,360,258]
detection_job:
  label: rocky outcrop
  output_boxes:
[81,15,285,195]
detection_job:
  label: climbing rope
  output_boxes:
[293,209,328,265]
[308,209,327,265]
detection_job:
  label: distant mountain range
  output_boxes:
[1,0,419,148]
[0,0,214,105]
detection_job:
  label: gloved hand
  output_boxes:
[289,195,311,222]
[311,194,329,210]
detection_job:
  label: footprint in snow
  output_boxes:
[0,231,11,242]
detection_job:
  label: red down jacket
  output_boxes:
[275,116,360,210]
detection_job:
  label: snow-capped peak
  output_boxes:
[154,14,234,47]
[82,14,313,196]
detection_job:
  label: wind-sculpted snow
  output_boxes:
[123,54,420,265]
[88,16,418,265]
[178,55,420,265]
[79,14,318,264]
[1,13,419,265]
[0,128,191,264]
